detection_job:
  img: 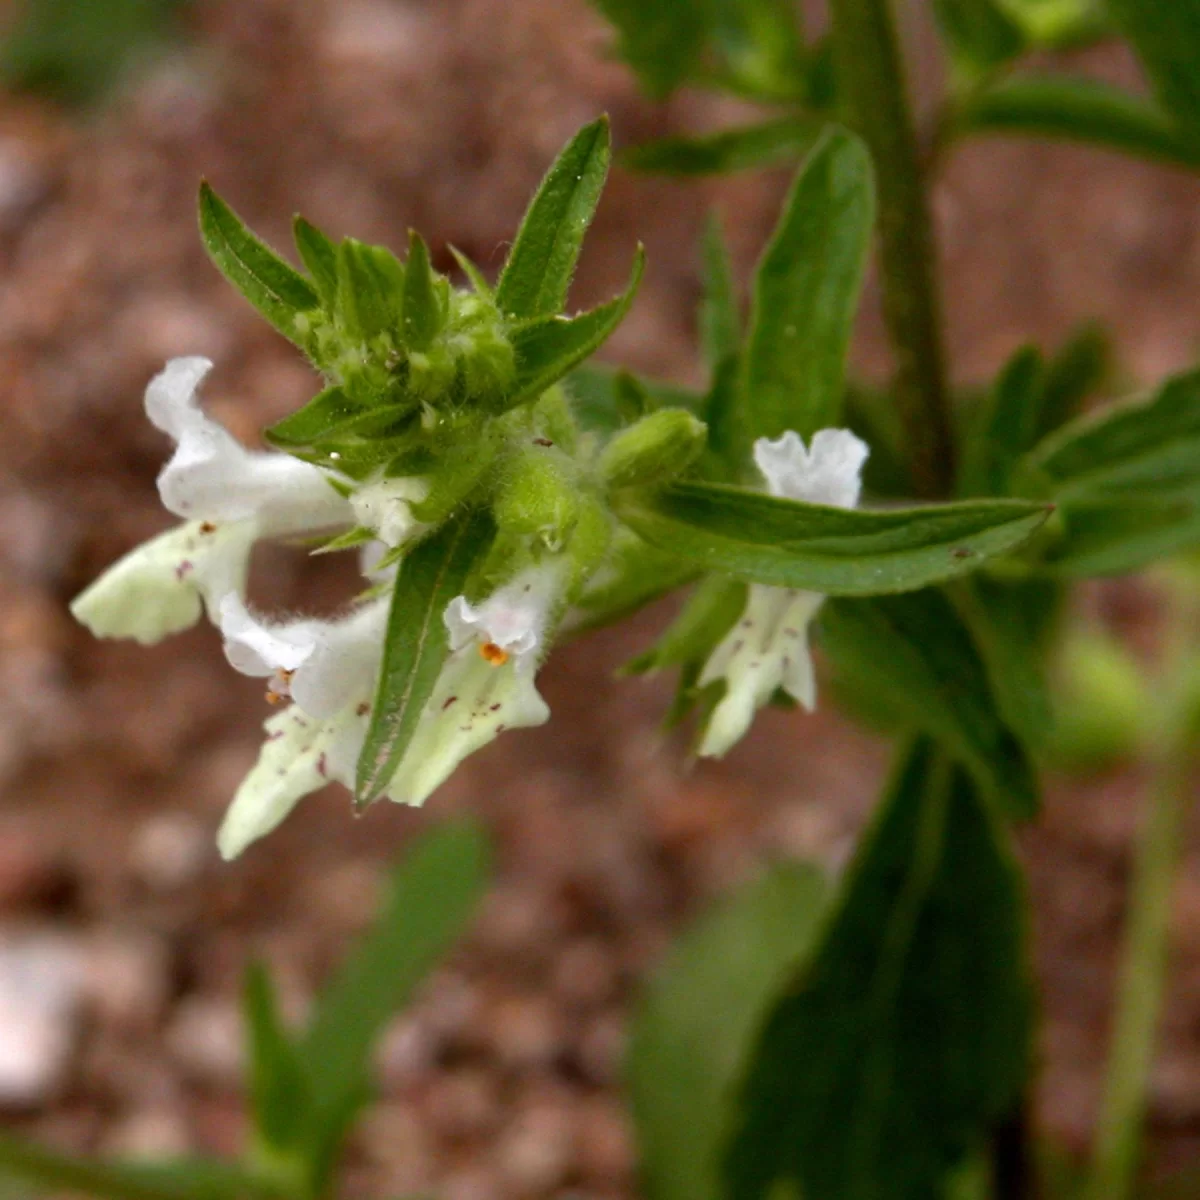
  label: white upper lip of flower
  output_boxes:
[443,564,564,668]
[147,356,352,534]
[219,594,388,720]
[753,428,869,510]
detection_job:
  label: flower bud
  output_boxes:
[493,448,580,550]
[598,408,707,490]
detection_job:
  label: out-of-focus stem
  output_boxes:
[828,0,956,497]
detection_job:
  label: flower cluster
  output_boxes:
[72,359,571,858]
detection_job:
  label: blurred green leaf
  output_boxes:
[588,0,709,98]
[624,574,746,676]
[820,591,1040,817]
[1020,368,1200,502]
[1103,0,1200,135]
[700,214,741,370]
[244,962,309,1157]
[955,75,1200,171]
[932,0,1026,79]
[629,863,829,1200]
[959,345,1045,497]
[0,1136,275,1200]
[496,117,610,320]
[953,576,1054,753]
[624,118,823,177]
[0,0,183,105]
[614,482,1051,596]
[198,183,320,346]
[1044,496,1200,577]
[725,741,1033,1200]
[739,129,874,455]
[507,247,645,408]
[355,511,493,807]
[300,820,491,1191]
[1036,322,1110,442]
[709,0,807,100]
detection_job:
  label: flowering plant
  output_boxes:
[4,1,1200,1199]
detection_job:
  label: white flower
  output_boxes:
[350,476,430,548]
[71,357,354,644]
[215,596,388,858]
[387,563,564,805]
[698,428,868,758]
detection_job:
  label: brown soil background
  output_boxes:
[0,1,1198,1196]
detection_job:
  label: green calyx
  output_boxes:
[599,407,708,490]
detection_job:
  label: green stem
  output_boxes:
[1088,591,1199,1200]
[827,0,956,497]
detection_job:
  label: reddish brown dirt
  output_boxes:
[0,2,1198,1196]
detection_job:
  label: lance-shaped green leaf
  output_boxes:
[402,230,440,350]
[819,591,1039,816]
[587,0,709,98]
[244,961,309,1156]
[614,481,1051,596]
[630,863,829,1200]
[725,741,1032,1200]
[198,182,319,344]
[1020,368,1200,501]
[300,820,491,1193]
[496,117,611,321]
[293,215,339,306]
[738,129,874,457]
[0,1136,276,1200]
[624,117,823,177]
[507,247,645,408]
[955,75,1200,171]
[1103,0,1200,135]
[959,344,1045,497]
[355,512,492,807]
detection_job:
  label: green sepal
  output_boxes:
[335,237,405,343]
[198,182,320,347]
[310,526,378,555]
[293,215,339,307]
[496,116,611,321]
[492,445,581,547]
[448,245,493,296]
[402,230,441,350]
[265,385,365,448]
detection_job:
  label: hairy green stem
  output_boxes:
[1088,696,1197,1199]
[828,0,956,497]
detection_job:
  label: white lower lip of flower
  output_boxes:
[217,702,369,860]
[350,477,431,548]
[70,519,257,644]
[386,647,550,807]
[444,563,565,663]
[697,584,825,758]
